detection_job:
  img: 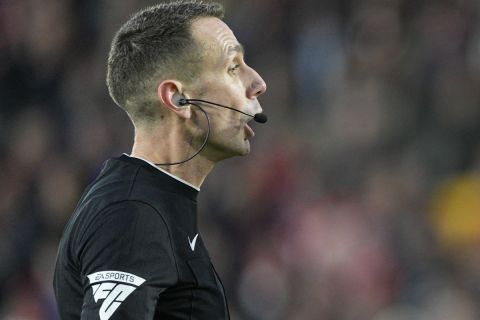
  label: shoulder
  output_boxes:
[85,200,169,243]
[78,200,173,263]
[77,200,178,280]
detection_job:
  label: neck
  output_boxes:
[130,124,215,189]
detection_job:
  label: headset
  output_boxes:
[154,96,267,166]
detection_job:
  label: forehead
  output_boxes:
[191,17,243,61]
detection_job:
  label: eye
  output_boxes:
[228,64,240,74]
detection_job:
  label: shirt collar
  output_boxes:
[123,153,200,192]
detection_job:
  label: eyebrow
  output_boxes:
[228,43,245,56]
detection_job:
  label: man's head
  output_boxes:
[107,1,224,122]
[107,1,266,161]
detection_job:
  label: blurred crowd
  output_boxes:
[1,0,480,319]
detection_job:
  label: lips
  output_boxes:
[244,123,255,140]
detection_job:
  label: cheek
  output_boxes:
[217,83,244,103]
[223,75,247,96]
[198,72,246,103]
[196,78,215,96]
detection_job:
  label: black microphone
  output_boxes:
[178,98,268,123]
[253,113,267,123]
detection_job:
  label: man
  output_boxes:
[53,1,266,319]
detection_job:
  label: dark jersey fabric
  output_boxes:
[54,155,230,319]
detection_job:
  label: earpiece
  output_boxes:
[173,93,188,107]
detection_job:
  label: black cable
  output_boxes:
[155,101,210,166]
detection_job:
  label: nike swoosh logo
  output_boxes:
[188,234,199,251]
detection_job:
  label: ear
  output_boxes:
[157,80,191,120]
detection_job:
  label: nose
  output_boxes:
[246,67,267,99]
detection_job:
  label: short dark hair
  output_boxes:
[106,1,224,123]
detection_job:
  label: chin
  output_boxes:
[229,139,251,157]
[239,140,251,156]
[209,139,251,161]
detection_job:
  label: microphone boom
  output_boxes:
[180,98,267,123]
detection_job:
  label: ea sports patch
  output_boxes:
[87,271,146,320]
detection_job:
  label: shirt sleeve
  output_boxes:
[78,200,177,320]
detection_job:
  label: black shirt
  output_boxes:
[54,155,230,319]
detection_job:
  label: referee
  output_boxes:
[53,1,266,319]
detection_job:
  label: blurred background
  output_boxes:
[1,0,480,319]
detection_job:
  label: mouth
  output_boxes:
[244,123,255,140]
